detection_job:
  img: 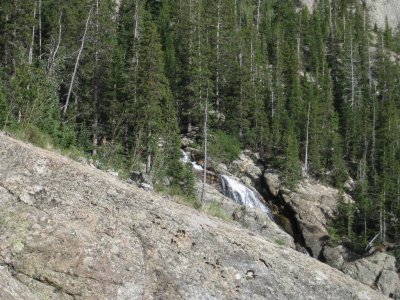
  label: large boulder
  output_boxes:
[0,134,387,299]
[263,170,281,197]
[322,245,360,270]
[263,171,353,259]
[284,179,353,258]
[343,253,400,297]
[230,151,263,182]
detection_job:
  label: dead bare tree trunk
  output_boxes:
[38,0,42,59]
[11,0,18,76]
[256,0,261,31]
[380,186,387,243]
[237,4,244,137]
[200,81,209,204]
[187,0,194,133]
[29,2,37,65]
[328,0,332,33]
[304,101,311,176]
[63,6,93,117]
[270,78,274,119]
[350,29,355,109]
[146,127,152,174]
[197,0,203,132]
[132,0,140,104]
[47,11,63,76]
[92,0,100,156]
[372,83,377,186]
[215,0,221,110]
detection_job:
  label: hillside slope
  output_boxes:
[0,133,387,299]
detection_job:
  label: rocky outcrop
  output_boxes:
[196,181,295,249]
[364,0,400,30]
[299,0,400,29]
[263,171,353,259]
[322,245,360,270]
[342,253,400,298]
[300,0,315,10]
[263,170,281,197]
[230,151,263,185]
[0,134,388,299]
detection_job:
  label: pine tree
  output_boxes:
[0,77,9,128]
[134,7,179,176]
[282,122,301,188]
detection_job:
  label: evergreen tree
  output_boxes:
[0,77,9,128]
[135,7,178,176]
[282,122,301,188]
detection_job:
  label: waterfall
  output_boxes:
[180,149,272,219]
[221,175,273,219]
[180,149,203,171]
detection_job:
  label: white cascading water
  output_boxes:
[221,175,273,219]
[180,149,203,171]
[180,149,273,219]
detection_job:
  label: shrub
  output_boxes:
[12,124,54,149]
[157,184,201,210]
[208,130,241,163]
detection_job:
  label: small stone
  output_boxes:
[140,183,153,191]
[19,192,33,205]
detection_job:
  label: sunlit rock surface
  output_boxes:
[0,133,387,299]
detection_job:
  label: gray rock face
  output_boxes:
[230,151,263,182]
[300,0,315,10]
[343,253,400,297]
[299,0,400,29]
[0,134,387,299]
[263,170,281,197]
[395,286,400,299]
[365,0,400,30]
[322,245,358,270]
[263,171,353,259]
[196,181,295,249]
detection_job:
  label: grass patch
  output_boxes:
[9,124,54,149]
[275,239,286,246]
[156,185,234,222]
[60,146,88,161]
[203,202,232,222]
[156,184,202,210]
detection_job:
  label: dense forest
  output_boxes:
[1,0,400,252]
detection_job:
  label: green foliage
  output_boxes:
[60,146,88,162]
[389,248,400,270]
[96,142,130,179]
[56,124,77,149]
[327,226,342,246]
[208,130,241,163]
[157,183,201,210]
[9,59,62,143]
[11,124,54,149]
[162,158,197,199]
[275,239,286,246]
[0,79,9,128]
[282,124,301,188]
